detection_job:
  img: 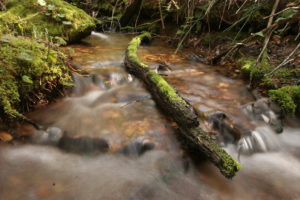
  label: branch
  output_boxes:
[268,42,300,76]
[256,0,280,64]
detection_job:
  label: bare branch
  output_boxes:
[268,42,300,76]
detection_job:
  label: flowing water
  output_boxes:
[0,33,300,200]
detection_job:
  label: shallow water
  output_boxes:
[1,33,300,200]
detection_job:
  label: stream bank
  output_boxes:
[0,0,96,126]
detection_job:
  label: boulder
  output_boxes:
[0,0,97,43]
[0,35,72,118]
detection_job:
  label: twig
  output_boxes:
[256,0,280,64]
[158,0,165,30]
[211,5,299,64]
[255,28,274,63]
[110,0,121,30]
[235,0,248,14]
[268,42,300,76]
[263,6,300,19]
[134,0,144,30]
[121,96,151,108]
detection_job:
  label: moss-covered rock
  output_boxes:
[269,85,300,115]
[0,35,72,118]
[240,53,300,115]
[0,0,96,43]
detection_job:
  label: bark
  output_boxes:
[124,33,241,178]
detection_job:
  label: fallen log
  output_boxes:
[124,33,241,178]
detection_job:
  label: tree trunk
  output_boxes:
[124,33,241,178]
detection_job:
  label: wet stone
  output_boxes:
[241,98,283,133]
[58,136,109,154]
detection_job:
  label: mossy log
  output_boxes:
[124,33,241,178]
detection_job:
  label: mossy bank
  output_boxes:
[0,0,97,43]
[0,35,72,120]
[240,53,300,115]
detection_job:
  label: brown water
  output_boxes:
[1,33,300,200]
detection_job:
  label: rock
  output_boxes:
[207,111,251,145]
[241,98,283,133]
[0,36,72,118]
[31,127,63,145]
[0,0,97,43]
[119,137,156,157]
[58,136,109,154]
[187,53,206,63]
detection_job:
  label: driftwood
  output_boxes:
[124,33,241,178]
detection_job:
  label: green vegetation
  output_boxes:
[127,32,151,68]
[0,0,98,122]
[198,128,241,178]
[148,70,187,104]
[127,33,187,105]
[240,52,300,115]
[0,35,72,118]
[0,0,96,43]
[240,52,273,81]
[269,86,300,115]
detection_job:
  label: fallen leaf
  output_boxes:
[0,132,13,142]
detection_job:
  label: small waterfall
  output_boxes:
[91,31,110,40]
[237,126,281,156]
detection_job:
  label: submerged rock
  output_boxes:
[0,0,97,43]
[31,127,63,145]
[58,135,109,154]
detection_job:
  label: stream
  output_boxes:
[1,33,300,200]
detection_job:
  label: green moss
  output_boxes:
[148,70,187,104]
[197,127,241,178]
[240,52,273,80]
[261,76,276,89]
[127,33,187,105]
[269,85,300,114]
[0,35,72,118]
[0,0,96,43]
[127,32,151,68]
[240,58,255,75]
[221,154,242,178]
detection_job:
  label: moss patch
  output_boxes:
[0,35,72,118]
[269,86,300,115]
[240,52,273,81]
[148,70,187,104]
[0,0,96,43]
[127,32,151,68]
[240,52,300,115]
[197,127,241,178]
[127,32,187,105]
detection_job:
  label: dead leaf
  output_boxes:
[0,132,13,142]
